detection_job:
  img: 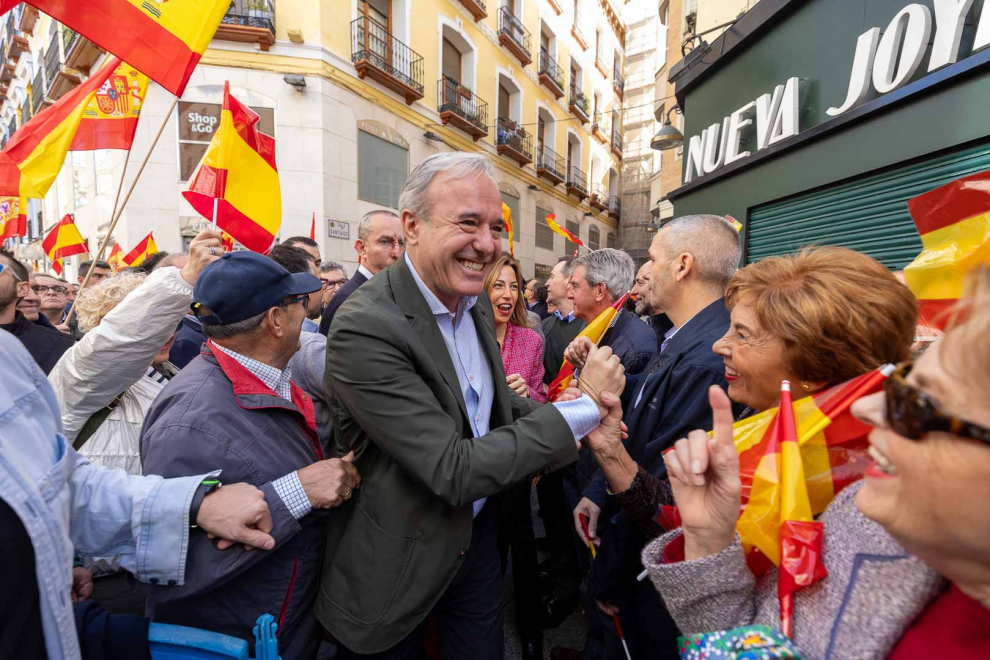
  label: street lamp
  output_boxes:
[651,106,683,151]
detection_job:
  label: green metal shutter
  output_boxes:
[747,140,990,269]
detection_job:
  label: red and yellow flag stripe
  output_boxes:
[0,196,27,240]
[70,60,149,151]
[1,0,231,97]
[0,57,120,198]
[546,213,584,247]
[502,203,514,257]
[183,82,281,254]
[547,292,629,401]
[123,231,158,267]
[42,215,89,275]
[107,243,125,271]
[904,171,990,329]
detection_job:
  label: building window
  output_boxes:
[178,101,275,182]
[565,219,580,255]
[442,37,463,83]
[358,129,408,209]
[535,262,553,281]
[588,225,600,250]
[606,231,616,248]
[536,206,555,250]
[500,190,520,240]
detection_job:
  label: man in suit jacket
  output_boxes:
[318,210,403,335]
[561,214,744,660]
[317,153,625,659]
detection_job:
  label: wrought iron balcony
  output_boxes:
[1,61,13,85]
[591,113,608,144]
[497,7,531,66]
[496,117,533,166]
[62,26,102,74]
[611,126,623,158]
[613,63,624,98]
[571,12,587,51]
[565,165,588,200]
[568,86,589,123]
[608,194,621,219]
[216,0,276,51]
[457,0,488,22]
[589,183,608,210]
[595,47,608,77]
[351,17,424,104]
[20,96,30,127]
[536,145,565,185]
[438,75,488,140]
[45,29,81,103]
[18,6,39,37]
[31,67,46,115]
[538,48,565,99]
[6,14,28,63]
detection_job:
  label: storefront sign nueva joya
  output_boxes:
[684,0,990,183]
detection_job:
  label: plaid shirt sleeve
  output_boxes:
[272,471,312,519]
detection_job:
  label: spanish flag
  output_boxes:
[903,170,990,329]
[546,213,584,247]
[42,215,89,275]
[0,57,120,198]
[70,60,149,151]
[0,196,27,240]
[501,202,514,257]
[107,242,125,271]
[547,292,629,401]
[183,82,281,254]
[1,0,231,97]
[123,231,158,267]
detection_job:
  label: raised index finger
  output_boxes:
[707,385,737,470]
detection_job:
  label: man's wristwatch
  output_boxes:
[189,479,221,528]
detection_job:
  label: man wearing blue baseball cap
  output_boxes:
[139,251,361,659]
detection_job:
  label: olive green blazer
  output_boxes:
[316,256,578,654]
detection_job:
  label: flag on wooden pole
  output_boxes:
[546,213,584,247]
[42,215,89,275]
[501,203,514,256]
[1,0,231,97]
[547,292,629,401]
[123,231,158,267]
[183,82,281,254]
[0,57,120,198]
[70,60,149,151]
[106,242,125,271]
[0,196,27,240]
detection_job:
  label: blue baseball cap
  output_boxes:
[191,251,321,326]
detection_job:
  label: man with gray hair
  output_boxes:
[317,152,625,659]
[560,214,743,660]
[318,209,403,334]
[319,259,348,310]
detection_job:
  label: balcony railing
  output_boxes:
[608,194,621,218]
[538,48,565,98]
[351,17,424,104]
[613,63,624,96]
[595,47,608,77]
[438,75,488,140]
[62,25,78,56]
[44,29,80,103]
[571,12,587,50]
[536,145,565,185]
[20,97,30,127]
[6,14,28,63]
[590,183,608,210]
[62,25,101,73]
[31,67,45,115]
[591,113,608,143]
[496,116,533,166]
[18,5,39,36]
[611,126,623,157]
[216,0,276,51]
[497,6,531,65]
[565,165,588,199]
[568,86,589,122]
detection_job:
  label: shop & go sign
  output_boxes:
[684,0,990,183]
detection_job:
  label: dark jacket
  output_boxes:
[1,311,75,374]
[168,314,206,369]
[585,299,740,635]
[541,312,585,386]
[316,256,579,653]
[140,343,327,660]
[529,300,550,320]
[318,270,368,335]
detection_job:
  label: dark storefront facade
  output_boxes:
[667,0,990,268]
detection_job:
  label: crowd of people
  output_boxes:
[1,151,988,660]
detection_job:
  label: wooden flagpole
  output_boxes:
[65,96,179,325]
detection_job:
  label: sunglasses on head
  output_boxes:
[0,263,21,281]
[884,361,990,446]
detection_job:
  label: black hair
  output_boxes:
[268,244,312,275]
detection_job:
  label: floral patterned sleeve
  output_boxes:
[612,466,675,541]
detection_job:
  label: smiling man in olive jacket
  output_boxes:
[316,153,624,659]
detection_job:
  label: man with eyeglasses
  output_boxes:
[319,260,348,309]
[0,249,75,374]
[139,251,360,658]
[318,209,404,335]
[34,273,70,326]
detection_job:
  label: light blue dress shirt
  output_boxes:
[405,255,601,517]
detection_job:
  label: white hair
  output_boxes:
[660,214,741,289]
[358,209,400,243]
[398,152,495,221]
[572,248,636,301]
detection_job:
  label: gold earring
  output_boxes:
[802,383,811,391]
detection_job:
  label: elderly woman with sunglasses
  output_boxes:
[613,265,990,659]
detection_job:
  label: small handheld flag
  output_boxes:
[123,232,158,267]
[502,203,514,256]
[0,197,27,240]
[42,215,89,275]
[545,213,584,247]
[579,513,632,660]
[310,212,316,241]
[106,243,125,271]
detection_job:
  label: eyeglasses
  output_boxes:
[884,361,990,446]
[281,294,310,307]
[32,284,68,295]
[321,278,347,290]
[0,263,21,282]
